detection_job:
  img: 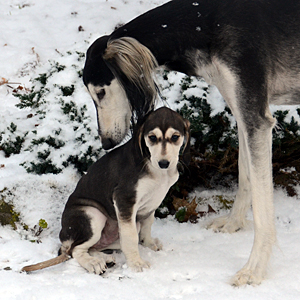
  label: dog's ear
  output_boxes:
[103,37,157,93]
[181,118,191,166]
[134,121,150,159]
[137,122,145,157]
[103,37,158,117]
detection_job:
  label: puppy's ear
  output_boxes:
[137,123,145,157]
[181,119,191,166]
[135,121,149,159]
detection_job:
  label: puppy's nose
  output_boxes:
[158,160,170,169]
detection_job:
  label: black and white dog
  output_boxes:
[82,0,300,285]
[22,107,190,274]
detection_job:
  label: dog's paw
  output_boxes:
[207,214,250,233]
[77,252,116,275]
[90,250,116,265]
[142,237,163,251]
[78,256,107,274]
[231,268,262,286]
[127,259,150,272]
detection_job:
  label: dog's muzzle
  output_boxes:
[102,137,117,150]
[158,160,170,169]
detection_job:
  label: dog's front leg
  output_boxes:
[139,212,162,251]
[118,218,150,271]
[114,204,150,272]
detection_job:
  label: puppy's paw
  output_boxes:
[142,237,163,251]
[127,259,150,272]
[105,255,116,268]
[90,250,116,267]
[78,256,108,275]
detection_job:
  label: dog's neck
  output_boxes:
[111,0,214,76]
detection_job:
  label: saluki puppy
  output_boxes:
[22,107,190,274]
[82,0,300,285]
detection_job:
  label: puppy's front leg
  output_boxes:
[118,218,150,272]
[139,212,162,251]
[114,200,150,272]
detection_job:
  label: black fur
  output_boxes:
[83,35,113,87]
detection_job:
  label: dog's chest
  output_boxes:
[135,170,178,217]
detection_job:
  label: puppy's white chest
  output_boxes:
[135,171,178,215]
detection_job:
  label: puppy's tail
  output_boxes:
[21,253,70,273]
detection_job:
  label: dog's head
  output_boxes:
[136,107,191,171]
[83,35,158,150]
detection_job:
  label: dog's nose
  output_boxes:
[101,137,117,150]
[158,160,170,169]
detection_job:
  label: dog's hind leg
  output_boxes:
[208,127,252,232]
[61,206,114,274]
[139,212,162,251]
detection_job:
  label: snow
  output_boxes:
[1,1,300,299]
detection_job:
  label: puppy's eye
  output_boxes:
[148,135,157,143]
[171,135,180,142]
[97,89,106,100]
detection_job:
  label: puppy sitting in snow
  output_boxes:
[22,107,190,274]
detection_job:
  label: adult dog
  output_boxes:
[22,107,190,274]
[82,0,300,285]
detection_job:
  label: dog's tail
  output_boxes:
[21,253,70,273]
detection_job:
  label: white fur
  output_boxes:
[135,167,179,216]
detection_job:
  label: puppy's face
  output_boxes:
[144,126,185,171]
[137,107,191,170]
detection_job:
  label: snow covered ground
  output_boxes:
[1,1,300,299]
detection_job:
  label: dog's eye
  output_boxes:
[171,135,180,142]
[97,89,106,100]
[148,135,157,143]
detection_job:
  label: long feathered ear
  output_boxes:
[103,37,158,118]
[181,119,191,166]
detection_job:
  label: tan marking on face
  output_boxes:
[145,127,184,170]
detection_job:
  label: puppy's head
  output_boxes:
[137,107,190,171]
